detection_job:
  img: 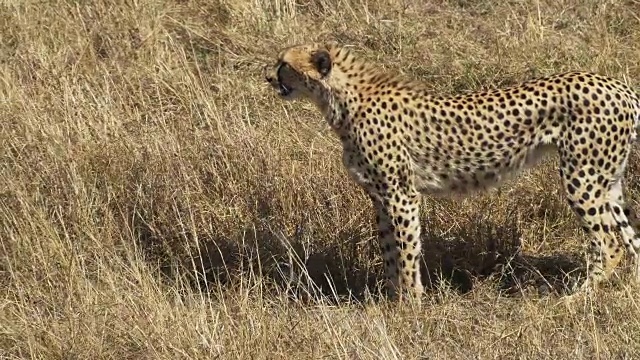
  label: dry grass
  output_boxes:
[2,0,640,358]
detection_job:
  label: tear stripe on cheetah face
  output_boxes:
[265,42,640,301]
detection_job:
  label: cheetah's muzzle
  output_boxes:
[264,63,293,98]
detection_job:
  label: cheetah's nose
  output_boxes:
[263,64,274,83]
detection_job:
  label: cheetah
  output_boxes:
[264,41,640,301]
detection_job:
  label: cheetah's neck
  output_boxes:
[318,43,428,132]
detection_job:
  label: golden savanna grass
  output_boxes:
[2,0,640,358]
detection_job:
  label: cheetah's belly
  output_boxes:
[412,164,503,197]
[410,144,557,197]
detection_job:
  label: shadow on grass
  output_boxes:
[420,214,585,298]
[130,203,586,305]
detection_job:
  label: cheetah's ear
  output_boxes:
[311,50,332,77]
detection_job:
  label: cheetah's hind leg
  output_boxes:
[608,178,640,283]
[559,163,625,295]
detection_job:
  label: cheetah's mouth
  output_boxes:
[277,84,292,97]
[264,61,295,99]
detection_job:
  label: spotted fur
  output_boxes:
[264,42,640,301]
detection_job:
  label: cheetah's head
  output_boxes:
[264,43,333,101]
